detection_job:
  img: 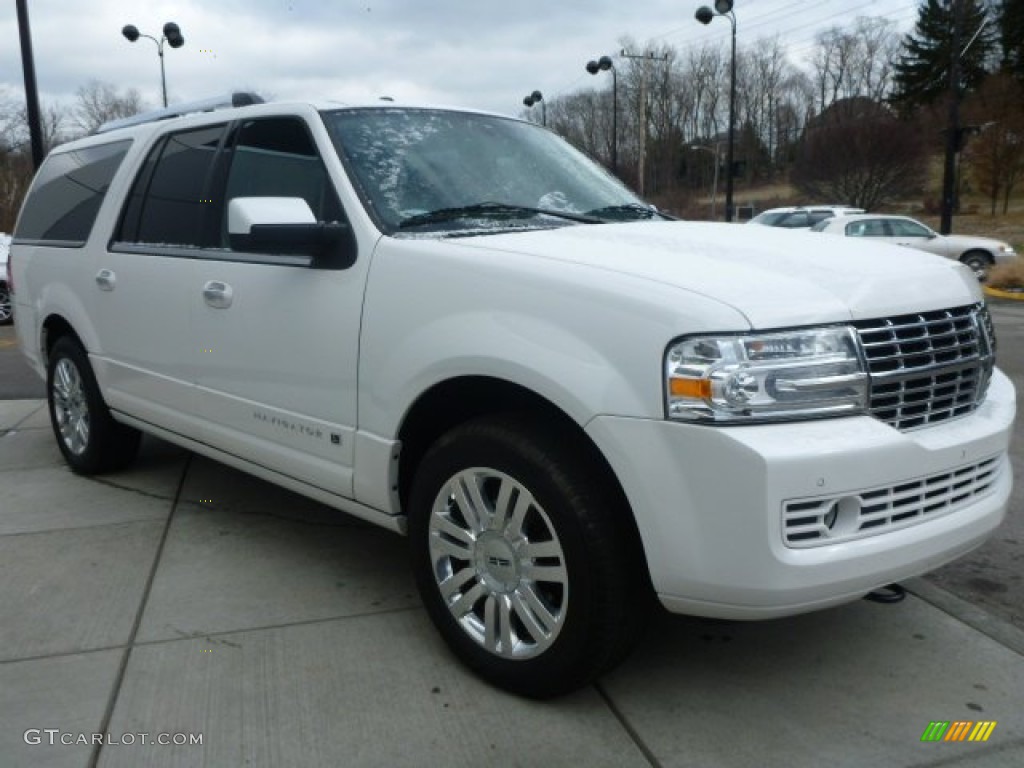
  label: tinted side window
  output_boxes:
[222,117,343,247]
[779,212,809,228]
[118,125,225,248]
[890,219,932,237]
[14,140,132,246]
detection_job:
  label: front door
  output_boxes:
[189,115,363,497]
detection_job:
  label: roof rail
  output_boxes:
[95,92,265,134]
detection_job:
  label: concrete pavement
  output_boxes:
[2,398,1023,768]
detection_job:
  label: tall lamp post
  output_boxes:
[523,90,546,126]
[121,22,185,107]
[696,1,736,222]
[585,55,617,174]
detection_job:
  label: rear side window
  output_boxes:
[117,125,226,248]
[14,140,132,246]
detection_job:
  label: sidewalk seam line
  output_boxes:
[88,451,193,768]
[126,604,424,648]
[595,682,663,768]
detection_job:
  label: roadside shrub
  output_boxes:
[986,260,1024,291]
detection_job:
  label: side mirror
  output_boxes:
[227,197,356,269]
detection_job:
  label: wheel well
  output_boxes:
[41,315,83,364]
[961,249,993,264]
[396,376,652,588]
[397,377,629,518]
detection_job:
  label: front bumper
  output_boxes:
[586,368,1015,620]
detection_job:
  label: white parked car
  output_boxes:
[747,205,864,229]
[1,232,11,324]
[8,95,1015,697]
[811,214,1017,278]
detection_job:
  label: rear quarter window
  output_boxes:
[13,139,132,247]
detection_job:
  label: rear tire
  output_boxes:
[47,336,141,474]
[409,413,650,698]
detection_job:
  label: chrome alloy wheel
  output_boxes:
[51,358,90,456]
[428,468,568,659]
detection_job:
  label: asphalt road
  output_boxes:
[0,323,44,399]
[1,304,1022,631]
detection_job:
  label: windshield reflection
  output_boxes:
[321,108,650,235]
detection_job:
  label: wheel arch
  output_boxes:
[395,375,649,574]
[41,313,86,366]
[960,248,994,264]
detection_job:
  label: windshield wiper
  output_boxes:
[585,203,670,221]
[398,202,603,229]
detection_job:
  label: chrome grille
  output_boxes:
[783,456,1002,547]
[853,304,994,431]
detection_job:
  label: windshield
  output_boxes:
[321,107,652,235]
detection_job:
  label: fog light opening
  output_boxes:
[823,496,861,537]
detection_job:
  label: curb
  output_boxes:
[983,285,1024,301]
[903,577,1024,657]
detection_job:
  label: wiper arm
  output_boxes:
[585,203,670,221]
[398,202,603,229]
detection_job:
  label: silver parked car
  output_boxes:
[811,214,1017,278]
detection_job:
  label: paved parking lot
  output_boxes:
[2,397,1023,767]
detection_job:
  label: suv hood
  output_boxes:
[452,221,982,329]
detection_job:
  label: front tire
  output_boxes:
[961,251,992,280]
[47,336,141,474]
[409,414,649,698]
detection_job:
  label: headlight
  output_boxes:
[665,327,868,423]
[998,243,1015,254]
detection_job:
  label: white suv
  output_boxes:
[9,95,1015,697]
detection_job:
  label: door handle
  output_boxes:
[95,269,116,291]
[202,280,233,309]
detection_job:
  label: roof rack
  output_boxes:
[95,92,265,134]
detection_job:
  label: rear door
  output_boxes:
[98,124,228,434]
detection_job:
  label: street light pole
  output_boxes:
[620,49,669,197]
[696,0,737,222]
[523,90,546,126]
[15,0,44,169]
[585,56,617,174]
[122,22,185,108]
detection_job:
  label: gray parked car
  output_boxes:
[811,214,1017,279]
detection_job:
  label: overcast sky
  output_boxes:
[3,0,925,119]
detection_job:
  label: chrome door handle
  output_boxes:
[95,269,116,291]
[202,280,233,309]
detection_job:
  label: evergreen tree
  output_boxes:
[891,0,995,109]
[999,0,1024,81]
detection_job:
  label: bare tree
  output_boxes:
[72,80,145,136]
[807,18,900,113]
[792,99,928,209]
[964,73,1024,214]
